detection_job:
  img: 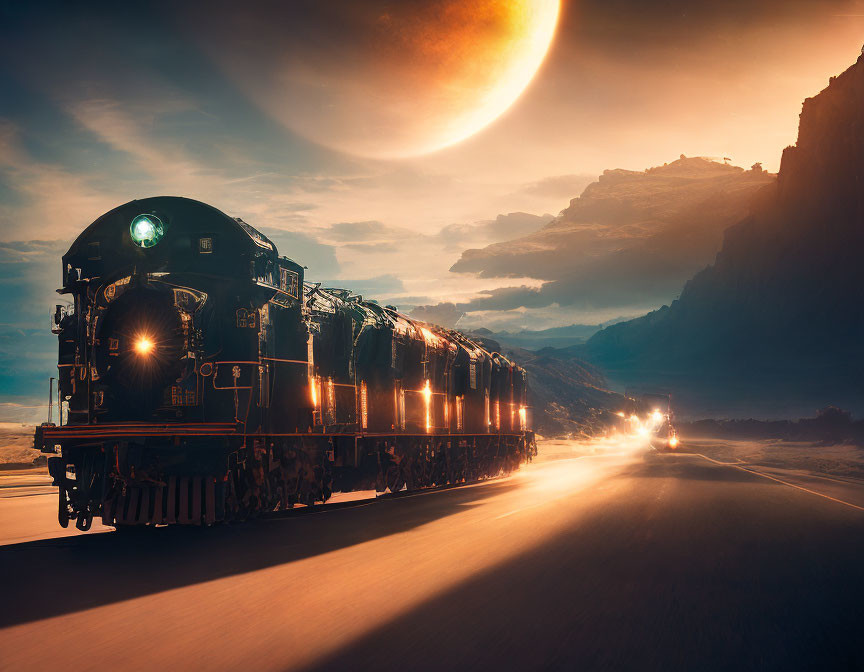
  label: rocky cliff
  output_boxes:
[584,54,864,417]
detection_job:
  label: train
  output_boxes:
[33,197,535,530]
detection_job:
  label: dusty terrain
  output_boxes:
[0,423,40,469]
[686,436,864,481]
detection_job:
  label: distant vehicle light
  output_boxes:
[668,435,679,449]
[130,214,164,248]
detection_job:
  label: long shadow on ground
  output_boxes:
[0,479,518,628]
[310,457,864,672]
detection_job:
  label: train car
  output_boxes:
[33,197,535,530]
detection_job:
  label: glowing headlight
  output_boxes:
[130,214,164,248]
[135,336,154,355]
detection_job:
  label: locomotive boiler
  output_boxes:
[34,197,535,529]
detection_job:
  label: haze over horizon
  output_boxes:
[2,0,864,412]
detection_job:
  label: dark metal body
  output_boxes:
[34,197,534,529]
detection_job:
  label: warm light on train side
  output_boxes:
[309,375,319,407]
[423,379,432,432]
[420,327,439,346]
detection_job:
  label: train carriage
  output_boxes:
[34,196,535,530]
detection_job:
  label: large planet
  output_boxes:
[188,0,560,159]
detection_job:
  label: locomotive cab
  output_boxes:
[56,196,306,427]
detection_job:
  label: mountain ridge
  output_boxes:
[582,54,864,418]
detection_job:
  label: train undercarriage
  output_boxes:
[40,427,536,530]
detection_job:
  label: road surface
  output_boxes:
[2,442,864,671]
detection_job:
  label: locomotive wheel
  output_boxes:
[404,455,417,491]
[386,465,404,493]
[58,505,69,528]
[58,485,69,528]
[75,511,93,531]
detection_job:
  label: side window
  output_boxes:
[254,257,276,287]
[280,268,299,299]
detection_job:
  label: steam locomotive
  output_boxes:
[34,197,534,530]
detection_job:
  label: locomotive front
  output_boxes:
[36,197,307,529]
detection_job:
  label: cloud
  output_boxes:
[518,174,595,200]
[342,242,400,253]
[324,220,416,243]
[322,212,551,259]
[433,212,553,252]
[321,274,405,299]
[451,264,693,315]
[408,298,641,332]
[455,305,644,333]
[456,285,549,311]
[258,227,340,278]
[0,328,56,397]
[409,303,465,329]
[0,240,67,329]
[0,121,119,240]
[0,240,71,405]
[66,96,244,202]
[279,202,319,212]
[440,222,756,326]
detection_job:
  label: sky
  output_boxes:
[1,0,864,415]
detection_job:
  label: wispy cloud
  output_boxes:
[68,97,216,193]
[0,121,119,240]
